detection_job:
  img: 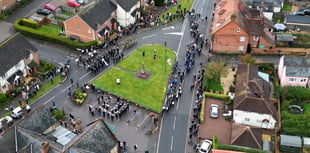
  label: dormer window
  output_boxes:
[254,35,259,41]
[77,26,80,31]
[237,28,240,32]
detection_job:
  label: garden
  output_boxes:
[280,86,310,136]
[92,44,176,113]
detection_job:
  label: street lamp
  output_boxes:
[164,41,167,72]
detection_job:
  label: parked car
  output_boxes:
[0,116,13,131]
[69,35,80,42]
[199,139,212,153]
[210,104,219,118]
[11,105,31,119]
[44,4,57,11]
[36,9,52,16]
[67,0,81,7]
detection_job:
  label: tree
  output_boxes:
[52,109,65,121]
[204,62,228,83]
[240,54,256,64]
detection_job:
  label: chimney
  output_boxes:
[41,142,49,153]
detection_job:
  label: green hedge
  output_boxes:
[14,18,97,49]
[205,92,229,100]
[20,18,38,29]
[199,92,206,124]
[0,94,8,104]
[217,144,269,153]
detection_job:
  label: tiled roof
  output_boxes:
[231,124,263,149]
[285,15,310,25]
[79,0,117,30]
[115,0,138,12]
[234,64,277,119]
[286,67,310,77]
[283,56,310,67]
[0,33,37,76]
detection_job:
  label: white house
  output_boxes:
[0,33,39,94]
[114,0,142,27]
[233,64,277,129]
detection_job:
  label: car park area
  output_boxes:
[198,98,232,144]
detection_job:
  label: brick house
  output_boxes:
[63,0,117,43]
[0,33,39,94]
[211,0,275,53]
[278,55,310,87]
[0,0,17,14]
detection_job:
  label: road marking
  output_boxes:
[61,85,72,93]
[177,17,188,55]
[200,8,204,14]
[170,136,174,151]
[164,32,183,36]
[79,72,91,80]
[142,34,157,39]
[162,26,175,30]
[156,112,165,153]
[173,116,176,130]
[44,96,55,105]
[136,114,150,128]
[176,98,180,110]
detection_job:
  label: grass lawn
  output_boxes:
[282,5,291,12]
[92,45,176,113]
[160,0,193,21]
[38,24,62,35]
[208,78,224,92]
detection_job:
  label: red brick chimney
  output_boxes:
[41,142,49,153]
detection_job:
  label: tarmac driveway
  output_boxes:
[198,98,232,144]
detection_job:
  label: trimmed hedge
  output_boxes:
[217,144,269,153]
[14,18,97,49]
[20,18,38,29]
[205,92,229,100]
[199,92,206,124]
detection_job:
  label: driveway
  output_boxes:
[198,98,232,144]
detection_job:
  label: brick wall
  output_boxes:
[64,16,95,42]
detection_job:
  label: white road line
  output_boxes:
[79,72,91,80]
[142,34,157,39]
[156,112,165,153]
[164,32,183,36]
[162,26,175,30]
[44,96,55,104]
[136,115,150,128]
[176,98,180,110]
[200,8,204,14]
[170,136,174,151]
[173,116,176,130]
[60,84,72,93]
[177,18,188,55]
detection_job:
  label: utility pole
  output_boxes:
[164,41,167,72]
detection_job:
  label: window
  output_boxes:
[289,78,296,82]
[245,117,250,121]
[240,36,245,42]
[238,46,244,52]
[77,26,80,31]
[300,78,307,82]
[257,119,262,123]
[254,35,259,41]
[216,23,221,27]
[88,29,92,34]
[237,28,240,32]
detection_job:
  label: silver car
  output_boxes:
[210,104,219,118]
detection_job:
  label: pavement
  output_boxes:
[0,22,15,42]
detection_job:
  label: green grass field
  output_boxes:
[92,45,176,113]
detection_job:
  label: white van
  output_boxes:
[11,105,31,119]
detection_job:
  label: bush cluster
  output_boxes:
[20,18,38,29]
[0,94,8,104]
[14,18,97,49]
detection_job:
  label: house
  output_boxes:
[231,123,263,149]
[113,0,142,27]
[241,0,284,20]
[0,0,17,14]
[63,0,117,43]
[284,15,310,31]
[0,33,39,94]
[276,34,293,47]
[211,0,275,53]
[15,105,119,153]
[280,134,302,153]
[278,55,310,87]
[233,64,277,129]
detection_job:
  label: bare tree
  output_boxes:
[204,61,228,83]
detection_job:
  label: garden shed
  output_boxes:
[280,134,302,153]
[276,34,293,47]
[303,137,310,147]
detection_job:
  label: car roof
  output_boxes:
[201,139,212,149]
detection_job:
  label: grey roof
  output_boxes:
[285,15,310,24]
[72,120,118,153]
[115,0,138,12]
[276,34,294,42]
[283,56,310,67]
[286,67,310,77]
[242,0,283,12]
[0,33,37,76]
[79,0,116,30]
[280,134,302,147]
[18,105,56,133]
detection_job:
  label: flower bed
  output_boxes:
[72,88,87,105]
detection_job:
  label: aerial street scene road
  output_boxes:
[0,0,310,153]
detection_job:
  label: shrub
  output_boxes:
[72,88,87,105]
[205,92,229,101]
[213,136,218,149]
[199,93,206,124]
[14,18,97,49]
[52,109,65,121]
[20,18,38,29]
[217,144,269,153]
[0,94,8,104]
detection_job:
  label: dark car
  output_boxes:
[69,35,80,42]
[37,9,52,16]
[304,9,310,15]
